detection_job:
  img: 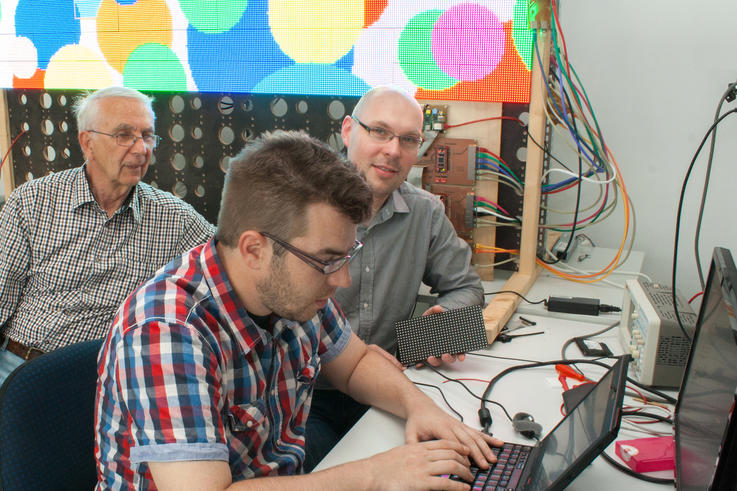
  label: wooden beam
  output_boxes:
[483,29,551,343]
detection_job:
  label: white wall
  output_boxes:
[548,0,737,297]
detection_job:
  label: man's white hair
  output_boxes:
[73,86,155,131]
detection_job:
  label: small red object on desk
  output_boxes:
[615,436,675,473]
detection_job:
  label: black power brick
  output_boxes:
[545,296,621,316]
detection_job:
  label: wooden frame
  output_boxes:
[482,29,551,342]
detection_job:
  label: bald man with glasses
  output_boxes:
[305,86,484,471]
[0,86,213,384]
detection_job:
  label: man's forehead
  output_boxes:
[362,93,422,128]
[297,203,357,249]
[99,98,154,129]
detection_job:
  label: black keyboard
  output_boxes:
[449,442,533,491]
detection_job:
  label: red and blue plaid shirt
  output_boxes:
[94,239,351,490]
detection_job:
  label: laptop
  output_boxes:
[452,355,630,490]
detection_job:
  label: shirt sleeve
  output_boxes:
[0,190,32,329]
[117,320,229,463]
[316,298,352,364]
[423,197,485,310]
[177,206,216,254]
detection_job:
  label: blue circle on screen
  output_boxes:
[253,64,370,97]
[15,0,81,70]
[187,0,293,93]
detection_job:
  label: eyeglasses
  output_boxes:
[261,232,363,275]
[88,130,161,149]
[352,116,423,150]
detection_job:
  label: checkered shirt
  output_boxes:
[0,165,215,352]
[94,239,352,490]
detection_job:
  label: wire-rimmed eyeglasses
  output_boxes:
[88,129,161,149]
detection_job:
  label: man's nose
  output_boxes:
[381,135,403,157]
[327,262,352,289]
[130,136,148,153]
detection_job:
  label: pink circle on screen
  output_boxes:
[431,3,506,81]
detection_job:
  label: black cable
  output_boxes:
[621,410,673,425]
[466,351,539,364]
[483,290,545,304]
[672,106,737,343]
[538,73,583,265]
[625,377,677,405]
[694,80,737,289]
[413,381,464,422]
[560,320,620,375]
[525,126,573,172]
[479,358,615,423]
[419,362,514,421]
[600,452,675,485]
[479,356,676,427]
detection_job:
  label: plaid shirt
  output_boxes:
[95,239,351,490]
[0,165,214,352]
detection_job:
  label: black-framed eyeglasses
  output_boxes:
[261,232,363,275]
[352,116,423,150]
[88,129,161,149]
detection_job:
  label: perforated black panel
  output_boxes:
[5,89,530,259]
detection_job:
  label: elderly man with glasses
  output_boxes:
[94,130,501,490]
[305,86,484,471]
[0,86,214,384]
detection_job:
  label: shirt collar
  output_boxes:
[126,185,142,223]
[199,239,269,350]
[71,164,97,210]
[368,185,410,229]
[71,163,141,222]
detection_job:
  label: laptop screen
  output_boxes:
[674,247,737,490]
[525,356,628,490]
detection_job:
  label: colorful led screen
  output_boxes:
[0,0,534,102]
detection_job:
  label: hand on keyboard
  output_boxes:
[405,399,504,470]
[363,439,475,490]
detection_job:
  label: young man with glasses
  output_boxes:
[95,130,501,490]
[305,86,484,470]
[0,86,214,384]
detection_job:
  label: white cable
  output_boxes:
[473,257,518,268]
[620,419,672,437]
[545,247,653,285]
[474,208,519,222]
[542,166,617,185]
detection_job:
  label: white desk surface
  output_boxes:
[317,249,675,488]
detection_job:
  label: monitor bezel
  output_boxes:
[674,246,737,490]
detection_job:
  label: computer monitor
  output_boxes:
[674,247,737,491]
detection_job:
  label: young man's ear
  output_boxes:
[238,231,271,270]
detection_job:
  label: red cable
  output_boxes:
[0,130,28,173]
[688,291,704,304]
[445,116,526,130]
